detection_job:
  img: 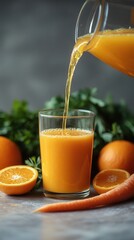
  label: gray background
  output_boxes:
[0,0,134,112]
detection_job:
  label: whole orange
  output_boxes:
[98,140,134,174]
[0,136,22,170]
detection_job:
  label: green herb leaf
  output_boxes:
[25,156,42,189]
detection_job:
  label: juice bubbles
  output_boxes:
[40,128,94,196]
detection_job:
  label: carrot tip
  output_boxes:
[32,208,43,213]
[33,205,49,213]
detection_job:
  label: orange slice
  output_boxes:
[93,169,130,194]
[0,165,38,195]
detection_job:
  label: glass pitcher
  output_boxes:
[75,0,134,76]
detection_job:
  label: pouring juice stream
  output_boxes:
[63,28,134,129]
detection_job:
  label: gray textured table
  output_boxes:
[0,189,134,240]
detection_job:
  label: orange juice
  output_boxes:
[76,28,134,76]
[40,128,94,194]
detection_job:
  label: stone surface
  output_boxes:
[0,190,134,240]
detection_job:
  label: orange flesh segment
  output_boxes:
[0,168,34,184]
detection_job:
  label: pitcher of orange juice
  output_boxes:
[75,0,134,76]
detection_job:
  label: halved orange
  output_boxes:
[0,165,38,195]
[93,169,130,194]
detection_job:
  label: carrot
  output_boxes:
[34,174,134,213]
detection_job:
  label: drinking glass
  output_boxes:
[39,109,95,199]
[75,0,134,76]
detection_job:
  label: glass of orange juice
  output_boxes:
[39,109,95,199]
